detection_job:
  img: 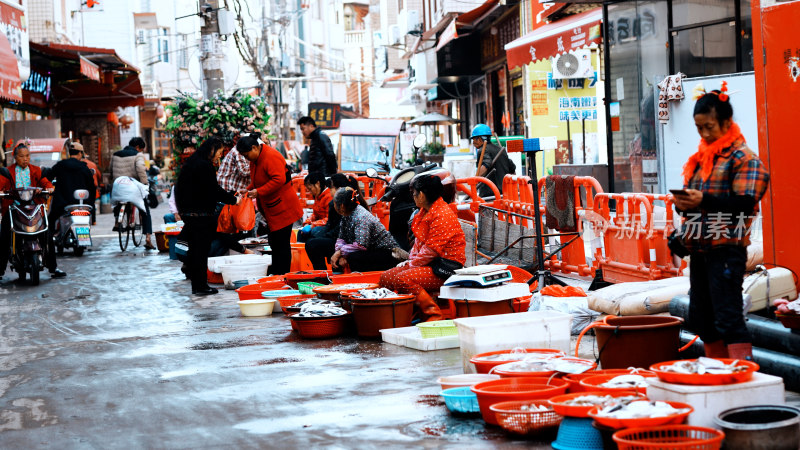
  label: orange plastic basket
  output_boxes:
[649,358,759,386]
[612,425,724,450]
[471,377,569,425]
[548,391,646,418]
[588,401,694,430]
[490,400,563,435]
[493,357,596,379]
[564,369,656,393]
[236,282,291,301]
[288,313,350,339]
[469,349,566,374]
[328,271,383,284]
[579,373,657,395]
[207,270,224,284]
[275,294,316,311]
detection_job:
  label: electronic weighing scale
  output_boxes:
[444,265,513,287]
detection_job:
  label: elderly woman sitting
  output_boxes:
[380,174,466,322]
[330,187,401,272]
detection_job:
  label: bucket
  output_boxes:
[453,299,517,318]
[715,405,800,450]
[593,315,683,369]
[350,296,415,339]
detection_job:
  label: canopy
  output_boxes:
[0,33,21,102]
[406,112,460,126]
[338,119,404,136]
[505,8,602,69]
[437,0,499,51]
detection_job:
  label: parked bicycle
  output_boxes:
[116,201,145,251]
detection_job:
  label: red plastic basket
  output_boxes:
[579,373,657,395]
[470,377,569,425]
[288,313,350,339]
[236,282,291,301]
[328,271,383,284]
[470,349,566,374]
[284,270,331,289]
[649,358,759,386]
[313,283,380,303]
[207,270,224,284]
[493,357,596,379]
[564,369,656,393]
[257,275,286,283]
[776,312,800,329]
[490,400,563,435]
[548,391,646,418]
[588,401,694,430]
[613,425,724,449]
[275,294,316,311]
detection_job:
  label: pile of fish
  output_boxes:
[328,283,376,291]
[494,357,594,374]
[350,288,400,299]
[517,404,553,412]
[474,350,563,362]
[239,236,269,246]
[657,357,749,375]
[596,400,691,419]
[561,394,641,407]
[599,374,649,389]
[775,298,800,315]
[292,299,347,317]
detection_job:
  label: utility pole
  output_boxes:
[200,0,224,97]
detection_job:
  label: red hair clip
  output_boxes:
[718,81,729,102]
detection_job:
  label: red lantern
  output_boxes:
[107,111,119,126]
[119,114,134,129]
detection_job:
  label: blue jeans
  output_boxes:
[164,213,178,224]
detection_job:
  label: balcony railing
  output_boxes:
[344,29,366,47]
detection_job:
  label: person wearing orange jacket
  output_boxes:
[380,174,466,322]
[298,171,332,242]
[237,133,303,275]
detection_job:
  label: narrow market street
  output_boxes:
[0,204,550,448]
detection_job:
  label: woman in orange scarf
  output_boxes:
[672,83,769,361]
[380,174,465,322]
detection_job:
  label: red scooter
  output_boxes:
[0,187,51,285]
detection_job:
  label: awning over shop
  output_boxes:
[0,33,22,102]
[29,42,144,112]
[437,0,499,51]
[505,8,602,70]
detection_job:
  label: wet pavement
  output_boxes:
[0,204,561,449]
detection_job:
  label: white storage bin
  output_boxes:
[207,254,272,273]
[454,311,572,373]
[220,263,270,289]
[647,372,785,429]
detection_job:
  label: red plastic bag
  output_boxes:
[233,198,256,231]
[540,285,587,297]
[217,204,236,233]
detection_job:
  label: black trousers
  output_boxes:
[0,213,10,274]
[345,249,398,273]
[306,237,335,270]
[183,216,216,290]
[688,246,750,345]
[268,224,293,275]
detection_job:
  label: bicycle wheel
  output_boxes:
[118,204,130,251]
[131,205,144,247]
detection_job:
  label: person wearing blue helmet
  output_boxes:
[471,124,515,198]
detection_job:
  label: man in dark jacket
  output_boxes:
[298,116,337,176]
[471,124,515,199]
[45,142,96,277]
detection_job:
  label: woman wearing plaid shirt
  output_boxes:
[672,85,769,361]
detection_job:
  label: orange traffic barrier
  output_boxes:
[592,193,682,283]
[536,176,604,277]
[453,176,502,222]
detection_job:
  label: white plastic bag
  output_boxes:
[111,176,148,212]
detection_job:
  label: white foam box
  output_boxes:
[647,372,786,429]
[379,326,460,351]
[454,310,572,373]
[439,283,530,302]
[744,268,798,312]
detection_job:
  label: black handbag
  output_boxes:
[667,228,690,258]
[430,257,463,279]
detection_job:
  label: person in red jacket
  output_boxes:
[298,171,332,242]
[237,133,303,275]
[380,174,466,322]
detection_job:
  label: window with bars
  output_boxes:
[178,34,189,69]
[158,28,169,63]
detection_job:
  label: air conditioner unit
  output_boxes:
[551,49,593,79]
[389,24,401,45]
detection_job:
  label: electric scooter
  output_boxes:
[0,187,51,285]
[54,189,93,256]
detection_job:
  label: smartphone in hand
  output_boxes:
[669,189,689,196]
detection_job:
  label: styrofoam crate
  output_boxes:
[454,311,572,373]
[744,268,798,312]
[439,283,530,302]
[379,326,460,351]
[647,371,785,429]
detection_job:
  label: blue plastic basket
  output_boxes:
[261,289,301,298]
[551,417,604,450]
[440,387,480,414]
